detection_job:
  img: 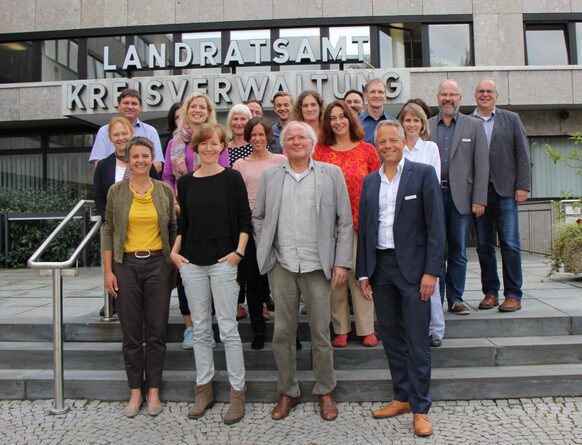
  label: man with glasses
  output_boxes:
[428,80,489,315]
[472,79,530,312]
[253,121,353,422]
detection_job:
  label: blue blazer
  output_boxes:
[356,159,445,285]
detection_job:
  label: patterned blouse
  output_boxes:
[313,141,381,231]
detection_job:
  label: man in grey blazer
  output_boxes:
[472,79,531,312]
[253,121,353,422]
[428,80,489,315]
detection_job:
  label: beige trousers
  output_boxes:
[330,233,375,336]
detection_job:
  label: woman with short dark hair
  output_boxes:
[233,117,286,350]
[171,123,251,425]
[102,136,176,418]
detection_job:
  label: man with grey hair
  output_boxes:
[472,79,530,312]
[253,121,353,422]
[357,120,445,437]
[428,80,489,315]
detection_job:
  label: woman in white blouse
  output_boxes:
[399,102,445,349]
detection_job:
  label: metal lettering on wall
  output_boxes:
[62,70,407,115]
[103,37,369,71]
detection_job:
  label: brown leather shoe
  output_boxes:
[478,294,499,310]
[318,393,338,421]
[271,395,299,420]
[372,400,411,419]
[413,414,433,437]
[498,296,522,312]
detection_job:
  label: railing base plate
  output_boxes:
[47,405,70,415]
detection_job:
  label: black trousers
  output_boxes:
[240,235,269,335]
[113,254,173,389]
[372,250,432,414]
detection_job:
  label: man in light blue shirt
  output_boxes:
[359,79,396,145]
[88,89,164,173]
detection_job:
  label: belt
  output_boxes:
[440,179,449,188]
[124,249,164,258]
[377,248,396,254]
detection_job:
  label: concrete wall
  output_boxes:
[1,0,582,33]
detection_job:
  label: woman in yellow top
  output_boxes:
[102,136,176,418]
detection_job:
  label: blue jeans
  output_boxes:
[442,187,471,305]
[474,185,523,299]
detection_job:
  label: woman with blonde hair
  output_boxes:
[398,102,445,348]
[162,93,227,349]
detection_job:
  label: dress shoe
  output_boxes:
[478,294,499,310]
[271,395,299,420]
[124,400,141,418]
[236,304,248,320]
[319,393,338,421]
[372,400,411,419]
[448,302,470,315]
[296,337,302,351]
[413,413,433,437]
[429,334,442,348]
[498,296,522,312]
[146,396,163,417]
[331,333,348,348]
[362,333,378,347]
[251,335,265,350]
[262,304,272,320]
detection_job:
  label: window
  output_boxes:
[379,23,421,68]
[428,24,472,67]
[525,25,569,65]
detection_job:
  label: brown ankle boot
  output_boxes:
[187,381,214,419]
[223,387,246,425]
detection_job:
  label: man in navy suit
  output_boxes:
[356,120,445,437]
[472,79,531,312]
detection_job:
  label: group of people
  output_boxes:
[89,74,531,437]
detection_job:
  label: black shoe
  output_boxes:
[296,337,302,350]
[429,334,442,348]
[251,335,265,350]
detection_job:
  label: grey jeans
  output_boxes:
[180,261,246,391]
[268,263,336,397]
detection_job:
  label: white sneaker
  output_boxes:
[182,327,194,350]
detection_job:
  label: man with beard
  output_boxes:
[428,80,489,315]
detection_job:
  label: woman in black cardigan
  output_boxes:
[93,117,159,219]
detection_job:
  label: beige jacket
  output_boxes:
[101,179,176,263]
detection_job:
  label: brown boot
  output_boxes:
[187,381,214,419]
[223,387,246,425]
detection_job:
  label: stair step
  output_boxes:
[2,335,581,371]
[2,364,582,402]
[0,311,578,342]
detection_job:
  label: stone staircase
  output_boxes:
[2,307,582,402]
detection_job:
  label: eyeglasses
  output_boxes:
[284,135,310,143]
[476,89,497,95]
[438,93,460,98]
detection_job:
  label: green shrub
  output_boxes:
[0,184,100,268]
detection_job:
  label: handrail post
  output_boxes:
[48,267,70,415]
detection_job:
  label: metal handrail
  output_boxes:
[27,199,102,415]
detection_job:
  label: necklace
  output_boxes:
[129,178,152,195]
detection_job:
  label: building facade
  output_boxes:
[0,0,581,197]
